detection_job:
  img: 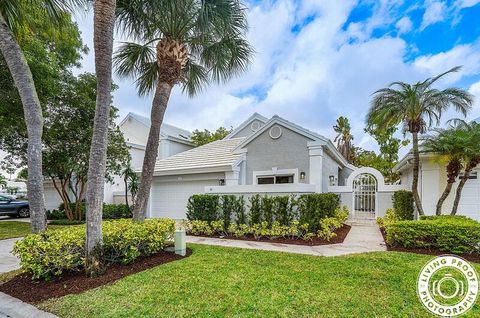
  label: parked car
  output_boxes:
[0,194,29,218]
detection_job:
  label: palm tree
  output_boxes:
[423,126,469,215]
[367,67,473,216]
[0,0,85,233]
[449,120,480,215]
[114,0,253,221]
[85,0,116,277]
[333,116,354,163]
[122,164,139,210]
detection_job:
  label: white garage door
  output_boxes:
[457,175,480,220]
[150,179,219,219]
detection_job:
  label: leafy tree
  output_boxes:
[0,0,87,233]
[114,0,253,221]
[1,73,130,221]
[191,127,232,146]
[16,168,28,181]
[366,67,473,215]
[333,116,354,163]
[85,0,117,277]
[422,126,469,215]
[0,175,7,190]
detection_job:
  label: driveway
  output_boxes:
[0,238,21,273]
[0,216,30,222]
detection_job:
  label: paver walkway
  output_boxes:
[0,238,21,273]
[186,223,386,257]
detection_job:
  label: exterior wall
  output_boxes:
[244,126,313,185]
[43,182,76,211]
[230,119,265,138]
[322,152,341,191]
[119,117,148,145]
[168,140,194,157]
[377,192,394,217]
[338,166,354,186]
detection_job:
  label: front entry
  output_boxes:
[352,173,377,220]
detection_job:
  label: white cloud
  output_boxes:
[421,0,447,30]
[469,81,480,120]
[396,17,413,34]
[456,0,480,9]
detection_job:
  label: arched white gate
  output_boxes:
[352,173,377,219]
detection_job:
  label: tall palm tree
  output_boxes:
[367,67,473,216]
[449,120,480,215]
[85,0,116,277]
[423,126,469,215]
[333,116,354,163]
[0,0,85,233]
[114,0,253,221]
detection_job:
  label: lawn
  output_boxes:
[40,244,480,318]
[0,221,67,240]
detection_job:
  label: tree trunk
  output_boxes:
[124,176,130,210]
[411,132,425,216]
[436,182,453,216]
[0,13,46,233]
[85,0,116,277]
[451,167,472,215]
[132,82,173,221]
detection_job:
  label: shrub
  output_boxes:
[376,208,399,228]
[49,219,84,225]
[261,196,275,227]
[385,216,480,254]
[186,194,220,222]
[273,195,296,226]
[46,209,67,220]
[47,203,131,220]
[189,220,213,236]
[220,195,237,228]
[297,193,340,232]
[249,194,262,225]
[392,190,414,220]
[234,196,246,225]
[13,219,175,280]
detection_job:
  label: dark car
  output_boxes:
[0,194,30,218]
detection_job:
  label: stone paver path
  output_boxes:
[0,238,21,273]
[187,223,386,257]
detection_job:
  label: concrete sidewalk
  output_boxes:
[0,238,21,273]
[0,292,59,318]
[186,223,386,257]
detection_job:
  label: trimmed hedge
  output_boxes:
[47,203,132,220]
[186,195,220,223]
[385,216,480,254]
[392,190,414,220]
[13,219,175,280]
[298,193,340,232]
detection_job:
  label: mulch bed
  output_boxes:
[380,228,480,264]
[191,224,351,246]
[0,248,192,304]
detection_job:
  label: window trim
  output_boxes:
[458,171,478,180]
[253,168,299,185]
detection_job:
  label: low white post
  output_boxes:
[174,228,186,256]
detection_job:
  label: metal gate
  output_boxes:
[352,174,377,219]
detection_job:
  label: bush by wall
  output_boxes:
[249,194,262,225]
[47,203,132,220]
[392,190,414,220]
[13,219,175,280]
[297,193,340,232]
[385,216,480,254]
[186,194,220,222]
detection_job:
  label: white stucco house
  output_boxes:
[43,112,194,210]
[145,113,389,220]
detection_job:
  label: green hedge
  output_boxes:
[186,193,339,232]
[392,190,414,220]
[385,216,480,254]
[47,203,132,220]
[13,219,175,280]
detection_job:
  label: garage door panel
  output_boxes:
[458,179,480,221]
[150,180,218,219]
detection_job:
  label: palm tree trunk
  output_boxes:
[451,167,472,215]
[85,0,116,277]
[132,82,173,221]
[0,13,46,233]
[411,132,425,216]
[436,182,453,215]
[124,176,129,210]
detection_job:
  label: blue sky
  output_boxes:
[72,0,480,155]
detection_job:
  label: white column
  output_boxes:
[225,168,240,186]
[308,145,324,193]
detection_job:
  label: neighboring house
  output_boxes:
[146,113,358,219]
[43,112,194,211]
[394,152,480,220]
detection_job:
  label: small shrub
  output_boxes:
[317,218,340,241]
[186,194,220,222]
[376,208,399,228]
[261,196,275,227]
[392,190,414,220]
[297,193,340,232]
[211,220,227,236]
[48,219,84,225]
[46,209,67,220]
[13,219,175,280]
[233,196,246,225]
[220,195,237,229]
[189,220,213,236]
[385,216,480,254]
[334,205,349,224]
[249,194,262,225]
[273,195,296,226]
[102,204,132,219]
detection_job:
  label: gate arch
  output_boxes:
[352,173,377,219]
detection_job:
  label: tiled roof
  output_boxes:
[128,112,191,141]
[153,137,245,173]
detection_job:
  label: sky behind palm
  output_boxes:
[73,0,480,155]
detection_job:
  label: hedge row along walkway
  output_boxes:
[187,223,386,257]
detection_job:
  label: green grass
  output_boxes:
[40,244,480,318]
[0,221,67,240]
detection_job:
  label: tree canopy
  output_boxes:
[191,126,232,146]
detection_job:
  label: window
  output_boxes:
[0,195,10,202]
[257,175,294,184]
[458,172,478,180]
